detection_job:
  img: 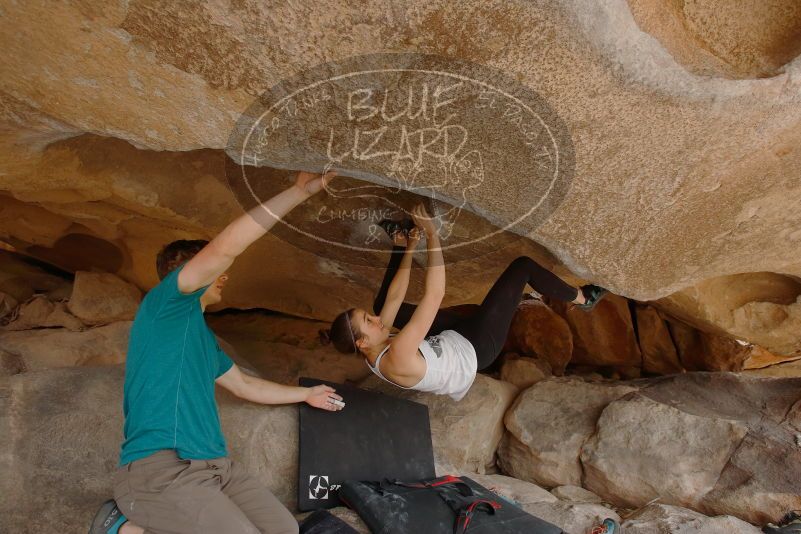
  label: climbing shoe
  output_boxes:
[764,511,801,533]
[590,518,620,534]
[577,284,608,312]
[88,499,126,534]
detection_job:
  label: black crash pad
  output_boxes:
[298,377,436,511]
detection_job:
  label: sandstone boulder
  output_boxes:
[468,473,557,505]
[361,374,517,474]
[0,321,130,370]
[635,304,684,375]
[550,485,604,505]
[522,501,620,534]
[0,366,299,533]
[67,271,141,325]
[621,504,762,534]
[0,290,18,320]
[0,349,26,376]
[583,373,801,525]
[548,295,642,371]
[581,394,749,509]
[499,354,552,390]
[503,300,573,375]
[657,272,801,356]
[3,295,85,331]
[498,378,637,487]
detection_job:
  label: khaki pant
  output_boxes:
[113,450,298,534]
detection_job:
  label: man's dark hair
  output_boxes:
[155,239,209,280]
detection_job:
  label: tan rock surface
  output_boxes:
[522,501,620,534]
[581,394,749,509]
[468,473,558,505]
[67,271,141,325]
[3,295,85,331]
[0,366,299,533]
[0,0,798,332]
[503,300,573,375]
[0,321,130,370]
[622,503,762,534]
[657,272,801,357]
[634,304,684,375]
[583,373,801,525]
[499,355,552,390]
[498,378,638,487]
[550,485,604,504]
[548,294,642,371]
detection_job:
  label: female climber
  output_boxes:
[321,204,607,401]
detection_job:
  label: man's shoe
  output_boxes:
[89,499,126,534]
[576,284,608,312]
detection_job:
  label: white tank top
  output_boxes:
[366,330,478,401]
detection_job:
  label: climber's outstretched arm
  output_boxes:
[177,170,337,294]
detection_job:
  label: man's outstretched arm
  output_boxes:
[178,170,337,294]
[216,364,344,411]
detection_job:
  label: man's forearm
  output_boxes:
[238,374,309,405]
[212,185,309,259]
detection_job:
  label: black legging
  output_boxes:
[373,250,579,370]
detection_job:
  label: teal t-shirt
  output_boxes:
[119,265,234,466]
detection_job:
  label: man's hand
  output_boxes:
[305,384,344,412]
[294,170,338,197]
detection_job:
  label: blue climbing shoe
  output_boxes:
[590,518,620,534]
[577,284,608,312]
[88,499,126,534]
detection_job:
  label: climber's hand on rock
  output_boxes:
[305,384,344,411]
[294,169,337,197]
[407,227,422,248]
[411,204,437,238]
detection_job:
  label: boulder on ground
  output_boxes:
[361,374,517,474]
[0,366,298,534]
[0,321,130,370]
[3,295,85,331]
[67,271,141,325]
[499,354,552,390]
[621,503,762,534]
[581,394,748,509]
[583,373,801,525]
[522,501,620,534]
[550,485,604,504]
[468,473,557,505]
[503,300,573,375]
[0,290,18,321]
[498,378,637,487]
